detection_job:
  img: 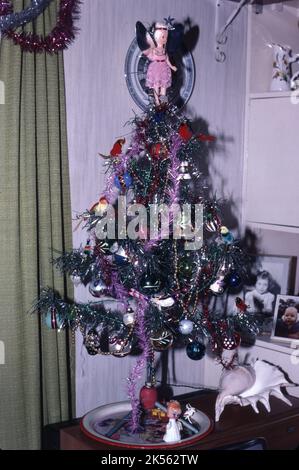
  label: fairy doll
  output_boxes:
[136,19,183,105]
[163,400,182,443]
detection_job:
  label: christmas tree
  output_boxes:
[34,19,258,432]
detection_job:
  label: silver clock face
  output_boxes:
[124,38,195,111]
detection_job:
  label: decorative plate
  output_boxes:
[124,38,195,111]
[81,400,213,449]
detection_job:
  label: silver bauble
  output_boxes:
[178,161,191,180]
[89,277,107,297]
[123,307,135,326]
[178,319,194,335]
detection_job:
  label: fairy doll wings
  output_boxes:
[136,21,156,50]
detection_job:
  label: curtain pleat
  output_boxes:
[0,0,74,449]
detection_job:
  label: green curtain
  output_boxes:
[0,1,74,449]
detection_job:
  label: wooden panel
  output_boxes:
[58,392,299,450]
[245,96,299,228]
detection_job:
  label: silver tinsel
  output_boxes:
[0,0,52,33]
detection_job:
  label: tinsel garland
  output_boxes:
[3,0,81,53]
[127,296,151,433]
[0,0,52,33]
[143,132,181,251]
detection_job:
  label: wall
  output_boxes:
[64,0,248,416]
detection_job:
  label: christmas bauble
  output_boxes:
[45,307,64,330]
[178,253,194,280]
[123,307,135,326]
[205,212,221,232]
[84,329,101,355]
[209,260,230,295]
[150,329,174,351]
[222,332,241,350]
[139,383,158,410]
[178,161,191,180]
[178,319,194,335]
[154,111,165,123]
[89,277,107,297]
[209,278,226,295]
[84,239,92,254]
[114,172,132,190]
[114,246,129,265]
[226,271,242,288]
[109,336,132,356]
[186,341,206,360]
[113,342,132,357]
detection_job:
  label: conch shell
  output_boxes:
[215,352,293,422]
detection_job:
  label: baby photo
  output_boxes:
[272,295,299,343]
[242,255,293,335]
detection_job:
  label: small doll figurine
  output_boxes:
[163,400,182,443]
[136,20,183,106]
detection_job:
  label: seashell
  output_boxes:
[215,357,294,422]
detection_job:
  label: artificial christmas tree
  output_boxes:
[34,18,259,433]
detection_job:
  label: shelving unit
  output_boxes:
[242,2,299,233]
[249,91,294,99]
[215,1,299,61]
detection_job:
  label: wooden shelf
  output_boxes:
[250,91,294,99]
[245,221,299,234]
[255,336,299,354]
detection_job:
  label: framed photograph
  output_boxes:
[218,254,295,336]
[243,255,295,335]
[271,295,299,345]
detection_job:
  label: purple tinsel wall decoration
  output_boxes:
[127,296,150,433]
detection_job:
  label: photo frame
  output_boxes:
[213,254,296,336]
[271,295,299,345]
[241,254,295,336]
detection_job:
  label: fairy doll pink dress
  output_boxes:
[136,21,178,105]
[145,47,172,91]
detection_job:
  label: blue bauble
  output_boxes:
[186,341,206,360]
[114,172,132,190]
[227,271,242,288]
[114,246,129,265]
[154,111,165,123]
[89,277,107,297]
